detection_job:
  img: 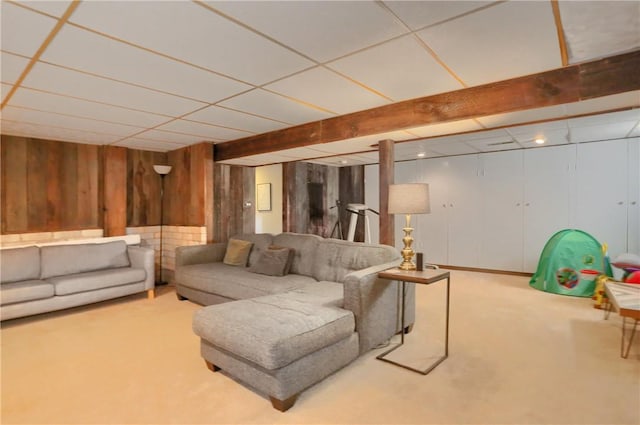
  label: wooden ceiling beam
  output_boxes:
[214,50,640,161]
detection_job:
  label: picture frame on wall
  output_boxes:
[257,183,272,211]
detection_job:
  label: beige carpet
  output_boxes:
[1,270,639,424]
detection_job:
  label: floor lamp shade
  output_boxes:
[388,183,430,270]
[154,164,172,285]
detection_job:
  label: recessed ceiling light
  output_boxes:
[534,138,545,145]
[340,160,348,164]
[417,152,426,158]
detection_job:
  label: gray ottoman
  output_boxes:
[192,294,359,411]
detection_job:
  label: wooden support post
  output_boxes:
[379,139,395,246]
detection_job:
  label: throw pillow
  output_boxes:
[248,248,293,276]
[223,239,254,267]
[269,245,295,274]
[612,253,640,270]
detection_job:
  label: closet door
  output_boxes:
[480,150,524,271]
[627,138,640,254]
[416,157,449,265]
[575,140,628,259]
[447,155,481,267]
[523,145,573,272]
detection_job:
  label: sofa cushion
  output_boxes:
[0,246,41,284]
[281,281,345,308]
[40,241,130,279]
[313,239,400,283]
[223,239,253,267]
[193,295,355,370]
[176,263,315,300]
[0,280,54,305]
[230,233,274,267]
[248,247,293,277]
[272,233,322,278]
[47,267,146,296]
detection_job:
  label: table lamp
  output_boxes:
[388,183,430,270]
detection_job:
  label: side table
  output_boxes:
[377,268,450,375]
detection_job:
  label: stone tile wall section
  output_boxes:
[0,229,104,247]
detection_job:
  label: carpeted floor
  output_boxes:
[1,270,639,424]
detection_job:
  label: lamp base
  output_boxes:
[398,226,416,271]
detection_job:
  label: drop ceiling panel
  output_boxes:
[564,91,640,116]
[569,109,640,127]
[219,89,333,125]
[560,1,640,63]
[234,152,302,165]
[569,121,638,143]
[207,1,407,63]
[42,25,252,103]
[0,119,121,145]
[514,128,569,147]
[2,106,143,137]
[384,1,494,31]
[113,137,185,152]
[22,62,205,116]
[270,146,336,161]
[184,105,287,134]
[328,35,463,101]
[407,119,483,138]
[629,124,640,137]
[135,129,205,145]
[265,67,389,115]
[15,0,73,18]
[314,130,411,155]
[69,1,314,85]
[0,2,57,56]
[418,138,479,156]
[508,120,569,141]
[156,120,250,141]
[1,52,30,85]
[465,135,519,152]
[9,87,170,128]
[476,105,567,128]
[418,1,561,86]
[1,83,12,103]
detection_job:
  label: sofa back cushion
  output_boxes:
[272,233,322,277]
[222,239,254,266]
[0,246,41,283]
[40,241,130,279]
[230,233,273,267]
[313,239,401,283]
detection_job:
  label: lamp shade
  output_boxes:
[153,165,172,175]
[388,183,430,214]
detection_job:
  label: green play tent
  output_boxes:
[529,229,611,297]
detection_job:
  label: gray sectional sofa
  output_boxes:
[175,232,415,411]
[0,240,155,321]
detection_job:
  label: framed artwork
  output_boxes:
[257,183,272,211]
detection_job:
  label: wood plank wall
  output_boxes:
[283,162,364,240]
[103,146,127,236]
[127,149,168,227]
[213,163,255,242]
[1,135,101,233]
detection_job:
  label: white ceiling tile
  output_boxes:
[42,25,251,103]
[219,89,333,125]
[315,131,411,155]
[22,62,205,116]
[183,105,287,134]
[629,123,640,137]
[235,152,300,165]
[328,35,463,101]
[564,91,640,117]
[272,146,335,161]
[384,1,494,30]
[0,119,120,145]
[560,1,640,63]
[476,105,567,128]
[135,129,207,145]
[1,83,13,103]
[418,1,561,86]
[0,2,57,56]
[569,109,640,128]
[465,135,519,152]
[407,119,483,138]
[8,86,170,128]
[217,157,261,166]
[70,1,313,85]
[266,67,390,115]
[208,1,407,62]
[1,52,30,85]
[509,121,570,146]
[15,0,73,17]
[569,121,638,143]
[113,137,186,152]
[156,120,250,141]
[425,142,479,156]
[2,106,143,136]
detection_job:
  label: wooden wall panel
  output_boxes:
[213,163,255,242]
[1,135,101,234]
[103,146,127,236]
[379,139,395,246]
[127,149,167,226]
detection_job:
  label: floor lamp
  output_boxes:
[153,165,172,285]
[388,183,431,270]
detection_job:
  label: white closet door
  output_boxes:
[447,155,481,267]
[415,157,449,265]
[364,164,380,244]
[627,138,640,254]
[575,140,628,259]
[480,150,524,271]
[523,145,573,272]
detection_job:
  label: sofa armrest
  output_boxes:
[343,260,415,354]
[127,246,155,291]
[175,242,227,267]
